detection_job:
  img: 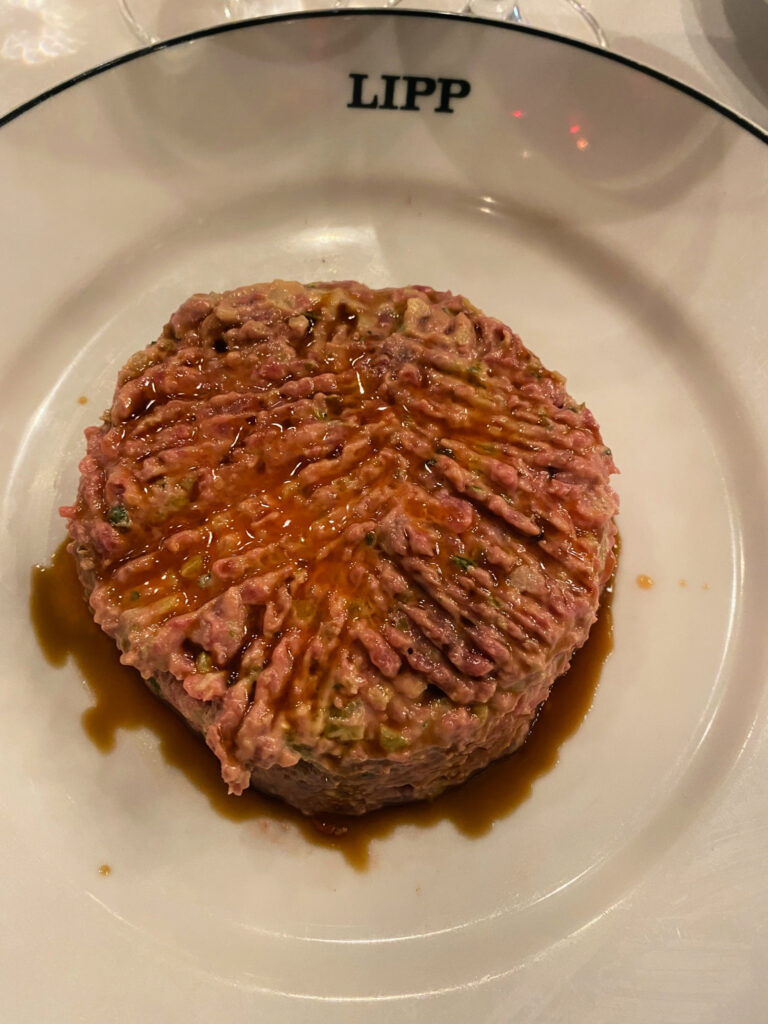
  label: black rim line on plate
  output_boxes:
[0,8,765,143]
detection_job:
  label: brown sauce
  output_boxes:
[98,864,112,877]
[31,540,614,871]
[636,574,654,590]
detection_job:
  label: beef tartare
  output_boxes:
[61,280,618,815]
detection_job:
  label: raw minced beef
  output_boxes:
[61,280,618,815]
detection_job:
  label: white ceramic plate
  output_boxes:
[1,12,766,1021]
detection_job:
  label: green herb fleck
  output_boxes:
[312,408,328,421]
[364,531,376,546]
[244,664,262,685]
[435,444,455,458]
[467,363,486,388]
[324,700,365,742]
[425,457,438,468]
[195,651,213,674]
[471,702,489,723]
[197,573,213,588]
[288,741,316,758]
[451,555,476,571]
[129,590,140,602]
[379,724,410,753]
[107,505,130,529]
[469,484,483,493]
[179,554,203,579]
[603,447,613,456]
[147,676,160,694]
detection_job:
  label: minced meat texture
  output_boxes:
[61,280,618,815]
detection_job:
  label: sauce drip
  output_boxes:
[31,541,614,870]
[98,864,112,877]
[636,574,654,589]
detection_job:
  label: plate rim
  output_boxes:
[0,8,766,144]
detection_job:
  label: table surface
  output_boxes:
[0,0,767,129]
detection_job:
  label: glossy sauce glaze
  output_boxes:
[32,540,614,869]
[60,281,619,816]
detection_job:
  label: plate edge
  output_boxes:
[0,9,766,144]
